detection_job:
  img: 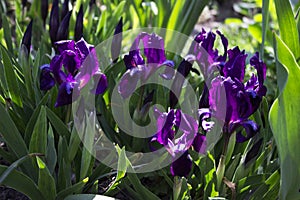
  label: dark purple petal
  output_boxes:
[49,0,59,44]
[216,30,228,63]
[222,47,247,82]
[74,4,83,41]
[176,111,198,134]
[170,151,192,177]
[199,84,209,108]
[50,55,65,83]
[21,20,33,54]
[249,52,267,96]
[159,60,175,80]
[55,40,75,53]
[61,50,81,75]
[118,67,142,98]
[192,134,207,154]
[111,17,123,63]
[40,64,55,90]
[156,110,176,145]
[142,33,166,64]
[76,38,93,60]
[123,33,146,69]
[209,76,227,122]
[41,0,48,26]
[61,0,69,21]
[198,108,214,131]
[56,10,72,41]
[55,76,80,107]
[90,72,108,94]
[123,51,145,70]
[234,120,259,143]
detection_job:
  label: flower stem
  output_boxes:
[216,133,230,190]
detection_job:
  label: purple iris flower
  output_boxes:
[208,49,267,142]
[191,29,267,143]
[151,107,212,177]
[192,28,228,80]
[40,38,107,107]
[118,32,174,98]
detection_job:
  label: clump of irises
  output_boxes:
[40,26,267,178]
[40,38,107,107]
[119,29,267,177]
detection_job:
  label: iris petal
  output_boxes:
[170,151,192,177]
[90,72,108,95]
[192,134,207,154]
[118,67,142,98]
[40,64,55,90]
[234,120,259,143]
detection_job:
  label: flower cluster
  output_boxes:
[118,32,174,98]
[40,38,107,107]
[151,108,210,177]
[148,29,267,177]
[193,29,267,142]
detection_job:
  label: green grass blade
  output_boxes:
[1,14,13,54]
[65,194,117,200]
[36,157,56,200]
[56,178,89,200]
[0,103,28,158]
[0,153,41,184]
[46,124,57,175]
[260,0,270,55]
[29,106,47,154]
[1,46,23,107]
[0,165,44,200]
[46,107,71,138]
[269,34,300,199]
[274,0,300,59]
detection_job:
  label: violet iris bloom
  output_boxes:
[192,28,228,80]
[191,29,267,143]
[40,38,107,107]
[209,49,267,142]
[151,108,212,177]
[118,32,174,98]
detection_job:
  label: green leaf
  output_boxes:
[260,0,270,55]
[56,178,89,200]
[173,177,190,200]
[68,128,82,161]
[269,34,300,199]
[65,194,117,200]
[1,14,13,54]
[0,147,14,163]
[105,146,128,194]
[29,106,47,154]
[0,165,44,200]
[24,92,49,145]
[46,124,57,175]
[80,113,95,180]
[46,107,71,138]
[0,103,28,158]
[0,153,41,184]
[274,0,300,59]
[19,46,35,104]
[36,157,56,200]
[1,45,22,107]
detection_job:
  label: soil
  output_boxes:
[0,187,29,200]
